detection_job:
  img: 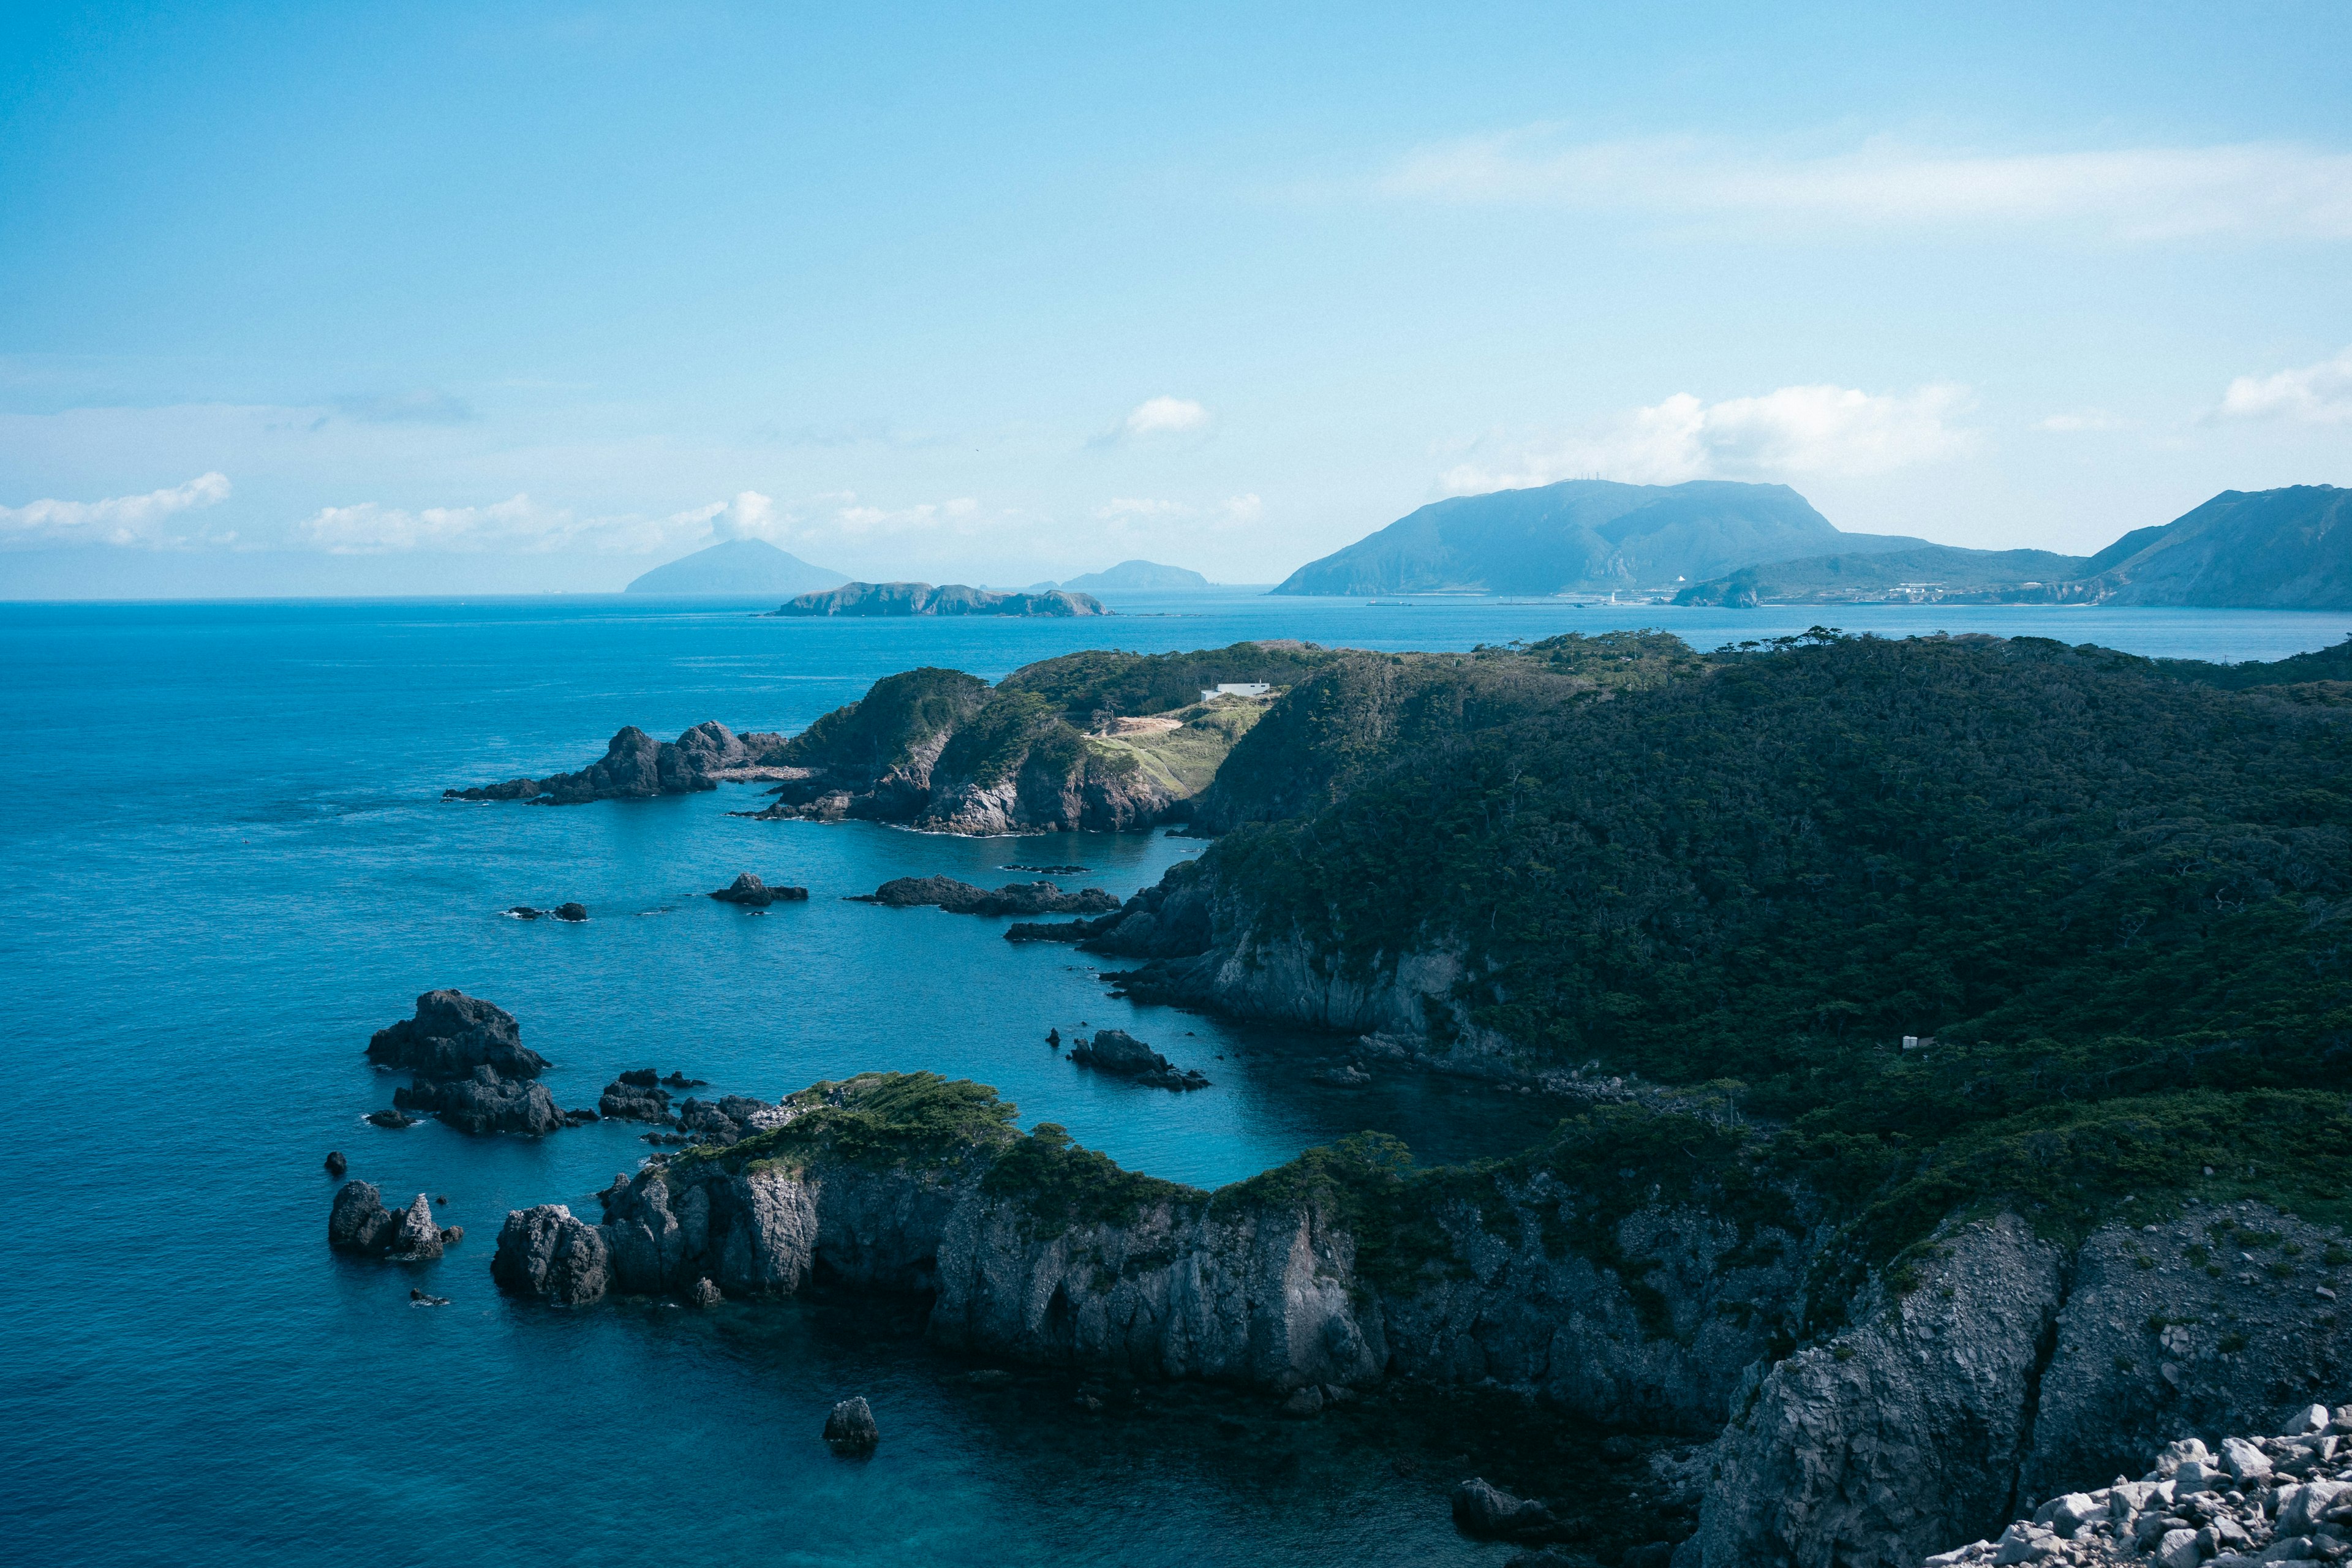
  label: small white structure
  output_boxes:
[1199,682,1272,702]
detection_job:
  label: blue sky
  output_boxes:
[2,1,2348,594]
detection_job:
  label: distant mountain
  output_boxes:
[1676,545,2091,607]
[1272,479,1924,596]
[768,581,1109,617]
[2081,486,2352,608]
[1060,560,1212,592]
[625,537,848,596]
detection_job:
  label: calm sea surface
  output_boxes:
[4,592,2346,1566]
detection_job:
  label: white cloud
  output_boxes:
[1384,131,2352,241]
[0,472,233,548]
[2038,409,2132,432]
[1099,396,1211,445]
[2218,346,2352,424]
[296,494,564,554]
[1441,384,1975,494]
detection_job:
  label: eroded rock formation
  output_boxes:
[445,721,794,804]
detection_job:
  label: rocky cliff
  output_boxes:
[488,1074,2350,1566]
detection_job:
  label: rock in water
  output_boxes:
[709,872,809,907]
[409,1288,450,1306]
[823,1396,880,1449]
[323,1150,347,1177]
[403,1065,565,1136]
[386,1193,445,1261]
[366,1109,417,1129]
[328,1180,394,1253]
[552,902,587,921]
[598,1076,673,1121]
[849,875,1118,916]
[1068,1030,1210,1090]
[1450,1478,1566,1542]
[366,990,548,1079]
[690,1277,722,1308]
[490,1205,611,1306]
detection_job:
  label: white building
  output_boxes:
[1199,682,1272,702]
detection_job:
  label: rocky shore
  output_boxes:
[767,581,1107,617]
[1914,1406,2352,1567]
[445,721,796,804]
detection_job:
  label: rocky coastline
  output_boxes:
[479,1069,2349,1567]
[445,721,796,804]
[767,581,1108,617]
[849,875,1120,918]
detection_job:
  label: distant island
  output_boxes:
[1280,478,2352,610]
[1673,484,2351,608]
[625,537,849,596]
[1057,560,1210,592]
[769,581,1109,617]
[1271,478,1925,597]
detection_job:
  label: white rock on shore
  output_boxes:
[1916,1404,2352,1567]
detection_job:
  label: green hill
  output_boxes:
[1272,479,1923,597]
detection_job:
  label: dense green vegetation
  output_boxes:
[1195,630,2352,1286]
[670,1071,1016,1178]
[996,642,1333,720]
[782,667,990,774]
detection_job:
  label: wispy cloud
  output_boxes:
[2218,345,2352,423]
[1441,384,1975,494]
[1384,131,2352,241]
[334,388,475,424]
[296,494,562,554]
[0,472,233,548]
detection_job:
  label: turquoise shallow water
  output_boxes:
[2,591,2347,1566]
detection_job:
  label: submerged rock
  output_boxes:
[409,1288,450,1306]
[709,872,809,907]
[552,902,588,922]
[823,1396,880,1449]
[365,1109,417,1129]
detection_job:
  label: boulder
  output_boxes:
[366,1109,417,1129]
[1451,1477,1567,1542]
[366,989,547,1079]
[440,1226,464,1246]
[824,1396,880,1449]
[690,1277,722,1308]
[323,1150,347,1177]
[490,1205,612,1306]
[428,1066,565,1136]
[507,905,541,919]
[1278,1385,1325,1417]
[328,1180,394,1253]
[552,902,588,922]
[409,1288,450,1306]
[710,873,809,907]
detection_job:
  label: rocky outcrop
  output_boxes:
[769,582,1108,617]
[1452,1477,1574,1542]
[367,990,547,1079]
[328,1182,456,1261]
[1912,1404,2352,1567]
[823,1396,880,1448]
[848,876,1120,918]
[1066,1029,1208,1090]
[490,1205,611,1305]
[445,721,794,804]
[506,902,589,921]
[598,1071,673,1123]
[393,1065,567,1135]
[366,992,576,1136]
[709,873,809,906]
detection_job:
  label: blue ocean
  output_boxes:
[4,592,2347,1567]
